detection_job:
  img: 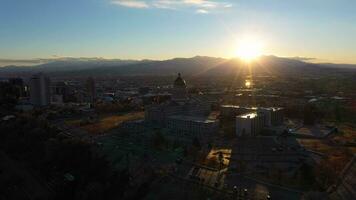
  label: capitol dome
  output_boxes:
[174,73,186,88]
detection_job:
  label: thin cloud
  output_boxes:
[196,9,208,14]
[111,0,149,8]
[153,0,231,10]
[111,0,232,13]
[289,56,317,62]
[0,57,111,67]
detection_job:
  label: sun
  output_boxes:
[235,38,263,61]
[245,80,251,88]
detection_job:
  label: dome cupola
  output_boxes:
[174,73,186,88]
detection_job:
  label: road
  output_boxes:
[225,174,302,200]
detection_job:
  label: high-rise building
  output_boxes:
[86,77,96,103]
[257,107,284,127]
[29,73,50,106]
[236,112,265,136]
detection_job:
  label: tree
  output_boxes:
[334,103,342,122]
[0,82,19,109]
[298,162,315,187]
[303,104,317,125]
[218,151,224,171]
[153,130,166,150]
[302,192,328,200]
[192,137,201,150]
[183,146,188,157]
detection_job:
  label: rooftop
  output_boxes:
[168,115,217,123]
[259,107,283,112]
[221,105,283,113]
[174,73,186,88]
[221,105,240,108]
[237,112,258,119]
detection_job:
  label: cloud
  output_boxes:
[182,0,230,8]
[196,9,208,14]
[0,57,110,67]
[111,0,149,8]
[289,56,316,61]
[111,0,232,13]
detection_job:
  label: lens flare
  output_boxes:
[235,38,263,61]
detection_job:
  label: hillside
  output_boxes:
[0,56,355,78]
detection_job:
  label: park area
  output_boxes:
[65,111,144,134]
[293,125,334,138]
[296,124,356,186]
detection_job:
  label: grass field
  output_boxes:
[333,124,356,142]
[66,112,144,134]
[297,139,332,152]
[297,125,355,176]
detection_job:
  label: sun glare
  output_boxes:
[235,38,263,61]
[245,80,251,88]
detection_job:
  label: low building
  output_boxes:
[145,102,210,127]
[51,81,72,104]
[167,115,219,140]
[236,112,265,137]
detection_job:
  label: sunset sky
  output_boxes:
[1,0,356,64]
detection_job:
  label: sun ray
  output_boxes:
[235,38,263,62]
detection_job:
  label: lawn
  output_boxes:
[297,137,353,177]
[66,112,144,134]
[333,124,356,142]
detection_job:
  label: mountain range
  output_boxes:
[0,56,355,78]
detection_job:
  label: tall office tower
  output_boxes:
[29,73,51,106]
[86,77,96,103]
[236,112,265,137]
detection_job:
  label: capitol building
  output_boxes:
[145,73,219,141]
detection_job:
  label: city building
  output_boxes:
[141,92,171,105]
[86,77,96,103]
[51,81,72,104]
[172,73,188,103]
[167,115,219,141]
[221,104,284,136]
[220,105,253,118]
[145,102,210,127]
[257,107,284,127]
[9,77,27,97]
[145,73,210,127]
[236,112,265,136]
[29,73,50,106]
[145,73,214,140]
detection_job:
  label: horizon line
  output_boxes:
[1,55,356,67]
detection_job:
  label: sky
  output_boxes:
[1,0,356,65]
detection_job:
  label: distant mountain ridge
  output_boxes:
[0,56,355,77]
